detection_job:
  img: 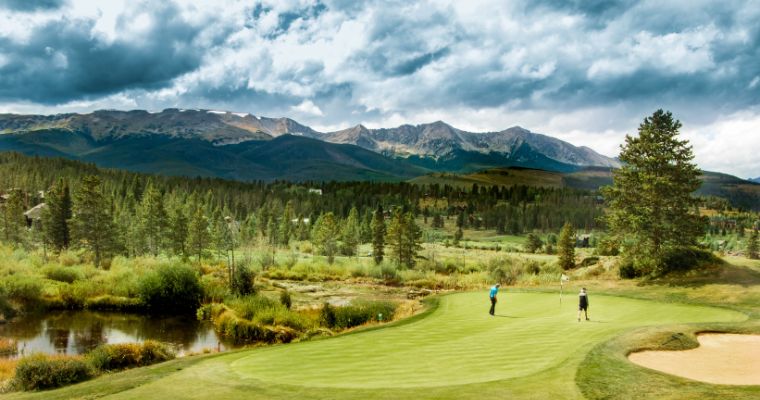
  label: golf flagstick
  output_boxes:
[560,274,569,307]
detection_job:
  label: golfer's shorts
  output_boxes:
[579,305,588,311]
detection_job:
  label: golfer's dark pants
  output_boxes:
[489,297,496,315]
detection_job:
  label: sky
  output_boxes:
[0,0,759,178]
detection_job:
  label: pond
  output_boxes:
[0,310,236,358]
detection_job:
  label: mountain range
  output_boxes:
[0,109,619,181]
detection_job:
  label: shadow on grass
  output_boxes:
[640,263,760,289]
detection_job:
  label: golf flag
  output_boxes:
[560,274,569,305]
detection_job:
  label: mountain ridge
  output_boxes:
[0,108,618,173]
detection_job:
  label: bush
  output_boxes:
[326,300,397,330]
[84,295,143,312]
[198,303,300,344]
[618,260,639,279]
[137,263,202,314]
[231,263,256,296]
[320,302,336,328]
[280,290,292,309]
[660,246,719,274]
[43,266,81,283]
[87,341,174,372]
[1,276,43,309]
[14,354,92,391]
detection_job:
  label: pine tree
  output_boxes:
[341,207,360,256]
[187,204,210,263]
[402,212,423,267]
[279,201,294,247]
[70,176,118,267]
[747,229,759,260]
[1,188,26,245]
[168,206,189,257]
[525,233,543,253]
[386,209,405,266]
[371,205,385,264]
[267,215,279,247]
[359,208,373,244]
[386,209,421,267]
[558,222,575,270]
[137,183,168,256]
[602,110,704,275]
[42,178,72,252]
[453,227,463,245]
[312,212,340,264]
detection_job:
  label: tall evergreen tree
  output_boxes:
[341,207,360,256]
[168,206,189,257]
[279,201,294,247]
[71,176,118,267]
[267,215,279,247]
[42,178,72,252]
[187,204,210,263]
[747,229,759,260]
[359,208,373,244]
[602,110,704,275]
[558,222,575,270]
[312,212,340,264]
[386,209,422,267]
[401,211,423,267]
[371,205,386,264]
[1,188,25,245]
[137,183,168,256]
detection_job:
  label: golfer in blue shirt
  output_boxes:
[489,284,500,316]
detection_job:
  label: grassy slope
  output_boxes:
[5,292,746,400]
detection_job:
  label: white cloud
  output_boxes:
[291,100,323,116]
[0,0,759,178]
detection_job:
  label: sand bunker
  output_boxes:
[629,334,760,385]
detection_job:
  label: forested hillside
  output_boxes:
[0,153,603,263]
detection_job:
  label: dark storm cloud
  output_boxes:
[0,3,211,104]
[0,0,64,12]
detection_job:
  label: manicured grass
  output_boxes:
[6,291,746,399]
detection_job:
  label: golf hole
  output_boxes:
[628,333,760,385]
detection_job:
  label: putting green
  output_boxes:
[229,292,743,389]
[27,292,745,400]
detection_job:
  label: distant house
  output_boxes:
[308,188,323,195]
[24,203,47,228]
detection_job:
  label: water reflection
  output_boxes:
[0,311,234,357]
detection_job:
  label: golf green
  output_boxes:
[11,292,745,400]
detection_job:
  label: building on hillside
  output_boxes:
[308,188,323,195]
[24,203,47,228]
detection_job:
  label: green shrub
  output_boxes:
[660,246,719,274]
[87,341,174,372]
[326,300,397,330]
[14,354,92,391]
[618,260,639,279]
[137,263,202,314]
[231,263,256,296]
[280,290,292,309]
[320,302,336,328]
[199,304,299,344]
[43,266,81,283]
[1,276,43,309]
[84,295,143,312]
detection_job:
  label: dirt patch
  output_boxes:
[629,333,760,385]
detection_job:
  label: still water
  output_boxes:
[0,310,235,357]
